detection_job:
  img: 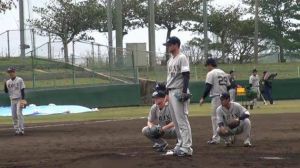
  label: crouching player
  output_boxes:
[217,93,252,147]
[142,84,176,152]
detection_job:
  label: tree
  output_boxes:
[131,0,203,61]
[243,0,300,62]
[29,0,106,63]
[0,0,15,13]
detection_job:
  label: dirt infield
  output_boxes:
[0,113,300,168]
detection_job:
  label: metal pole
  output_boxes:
[203,0,209,61]
[19,0,26,58]
[32,29,36,57]
[48,34,52,59]
[254,0,259,64]
[7,30,10,58]
[31,51,35,88]
[107,0,113,67]
[148,0,156,69]
[72,41,75,85]
[115,0,123,66]
[91,42,95,65]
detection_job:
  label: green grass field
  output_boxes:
[0,100,299,125]
[139,62,300,81]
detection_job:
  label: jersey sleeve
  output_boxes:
[205,71,213,85]
[238,103,250,116]
[180,55,190,73]
[148,104,157,122]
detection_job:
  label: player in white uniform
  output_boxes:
[228,70,237,102]
[249,69,261,107]
[142,87,176,152]
[216,93,252,147]
[163,36,193,156]
[4,67,26,135]
[200,58,229,144]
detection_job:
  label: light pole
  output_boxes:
[254,0,259,64]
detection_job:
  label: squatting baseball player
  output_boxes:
[163,36,193,156]
[216,93,252,147]
[4,67,27,135]
[200,58,229,144]
[142,85,176,152]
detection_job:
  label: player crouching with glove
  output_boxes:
[216,93,252,147]
[142,84,176,152]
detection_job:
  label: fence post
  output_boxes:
[194,66,198,80]
[48,33,52,59]
[72,41,75,85]
[7,30,10,58]
[31,29,36,58]
[31,51,35,88]
[131,51,138,84]
[298,66,299,78]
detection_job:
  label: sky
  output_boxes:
[0,0,241,57]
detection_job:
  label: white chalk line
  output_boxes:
[0,117,147,131]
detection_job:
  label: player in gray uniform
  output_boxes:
[163,36,193,156]
[249,69,263,107]
[228,70,237,102]
[4,67,26,135]
[216,93,252,147]
[142,87,176,152]
[200,58,230,144]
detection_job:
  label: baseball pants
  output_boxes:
[211,96,221,142]
[168,89,193,153]
[142,126,177,145]
[11,99,24,131]
[217,118,251,142]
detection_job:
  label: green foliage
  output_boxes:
[29,0,106,62]
[0,0,15,13]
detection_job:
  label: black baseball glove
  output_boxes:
[174,92,192,102]
[149,125,165,139]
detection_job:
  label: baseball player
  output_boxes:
[163,36,193,156]
[249,69,262,107]
[228,70,237,102]
[199,58,229,144]
[216,93,252,147]
[4,67,27,135]
[141,85,176,152]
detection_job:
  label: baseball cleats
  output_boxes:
[15,130,20,136]
[207,139,220,145]
[243,139,252,147]
[156,143,168,152]
[164,148,193,157]
[152,143,160,149]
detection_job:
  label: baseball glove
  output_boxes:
[174,92,192,102]
[227,118,240,129]
[149,125,164,139]
[20,99,27,108]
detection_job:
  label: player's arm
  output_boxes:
[162,122,174,131]
[4,81,8,93]
[147,121,155,128]
[216,108,228,134]
[180,55,190,94]
[199,83,213,105]
[239,105,250,120]
[20,78,26,99]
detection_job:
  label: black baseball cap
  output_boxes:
[7,67,16,72]
[163,36,181,46]
[220,93,230,100]
[152,90,166,98]
[253,69,257,73]
[229,70,234,74]
[205,58,217,67]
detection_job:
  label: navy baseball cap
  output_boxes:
[7,67,16,72]
[152,90,166,98]
[163,36,181,46]
[253,69,257,73]
[229,70,234,74]
[205,58,217,67]
[220,93,230,100]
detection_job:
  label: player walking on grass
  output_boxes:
[199,58,229,144]
[163,36,193,156]
[142,84,176,152]
[4,67,27,136]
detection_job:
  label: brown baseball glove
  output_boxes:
[227,118,240,129]
[20,99,27,108]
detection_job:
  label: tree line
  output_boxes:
[1,0,299,64]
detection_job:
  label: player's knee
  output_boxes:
[141,126,150,136]
[243,118,251,126]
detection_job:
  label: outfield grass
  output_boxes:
[139,62,300,81]
[0,100,299,125]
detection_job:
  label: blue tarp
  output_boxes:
[0,104,94,116]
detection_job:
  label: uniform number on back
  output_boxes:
[218,76,227,86]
